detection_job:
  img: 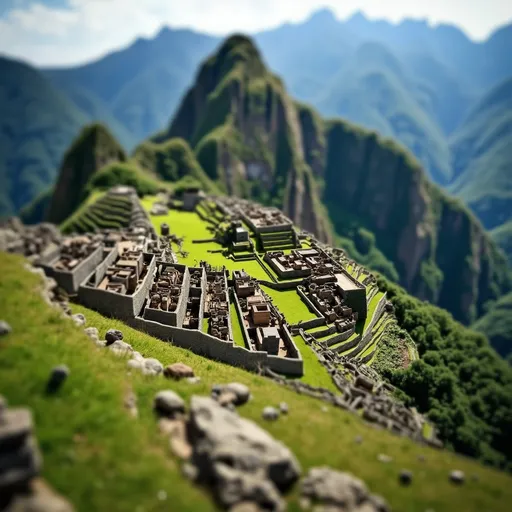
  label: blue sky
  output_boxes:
[1,0,511,66]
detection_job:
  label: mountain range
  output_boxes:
[1,9,510,263]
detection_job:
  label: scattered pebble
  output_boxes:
[186,376,201,385]
[157,490,167,501]
[354,435,363,444]
[262,406,280,421]
[108,340,133,356]
[399,469,413,486]
[142,358,164,376]
[83,327,99,341]
[224,382,251,406]
[46,365,70,394]
[153,390,185,418]
[449,470,465,485]
[105,329,123,345]
[0,320,12,336]
[279,402,289,414]
[163,362,195,380]
[377,454,393,463]
[71,314,86,327]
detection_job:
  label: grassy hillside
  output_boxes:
[1,251,512,511]
[472,292,512,358]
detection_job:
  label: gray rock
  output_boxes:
[279,402,289,415]
[187,396,300,509]
[187,377,202,385]
[354,435,363,444]
[6,478,74,512]
[164,362,195,380]
[131,351,145,362]
[108,340,133,356]
[399,469,413,486]
[142,358,164,376]
[355,375,374,393]
[262,406,280,421]
[126,359,143,371]
[449,470,465,485]
[105,329,123,345]
[46,365,70,394]
[377,454,393,464]
[154,390,185,418]
[0,320,12,336]
[0,408,33,450]
[71,314,86,327]
[301,467,370,511]
[0,395,6,419]
[83,327,99,341]
[224,382,251,406]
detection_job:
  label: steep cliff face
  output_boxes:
[321,120,511,324]
[154,35,331,242]
[47,124,126,224]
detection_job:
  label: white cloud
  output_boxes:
[0,0,511,66]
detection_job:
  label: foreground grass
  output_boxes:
[1,253,511,511]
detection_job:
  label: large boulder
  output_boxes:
[188,396,301,510]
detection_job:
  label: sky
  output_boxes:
[0,0,511,67]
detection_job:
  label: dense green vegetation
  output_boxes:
[493,221,512,264]
[133,138,219,194]
[3,251,512,512]
[87,162,161,196]
[376,274,512,470]
[472,292,512,358]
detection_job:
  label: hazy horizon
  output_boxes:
[0,1,511,67]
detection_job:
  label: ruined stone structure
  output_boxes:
[232,270,302,371]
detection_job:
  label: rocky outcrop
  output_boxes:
[47,123,126,224]
[153,35,332,243]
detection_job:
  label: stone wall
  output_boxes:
[40,245,104,295]
[78,253,156,320]
[129,316,303,375]
[90,247,119,287]
[257,279,302,291]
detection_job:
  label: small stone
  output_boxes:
[127,359,143,371]
[108,340,133,356]
[399,469,413,486]
[71,313,86,327]
[211,384,223,396]
[377,454,393,463]
[154,390,185,418]
[262,406,280,421]
[142,358,164,376]
[321,406,328,413]
[164,362,194,380]
[182,462,199,481]
[230,502,261,512]
[449,470,465,485]
[224,382,251,406]
[279,402,289,414]
[0,320,12,336]
[187,376,201,384]
[131,351,145,362]
[354,435,363,444]
[46,365,70,393]
[217,391,237,407]
[95,340,107,348]
[105,329,123,345]
[84,327,99,341]
[157,490,167,501]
